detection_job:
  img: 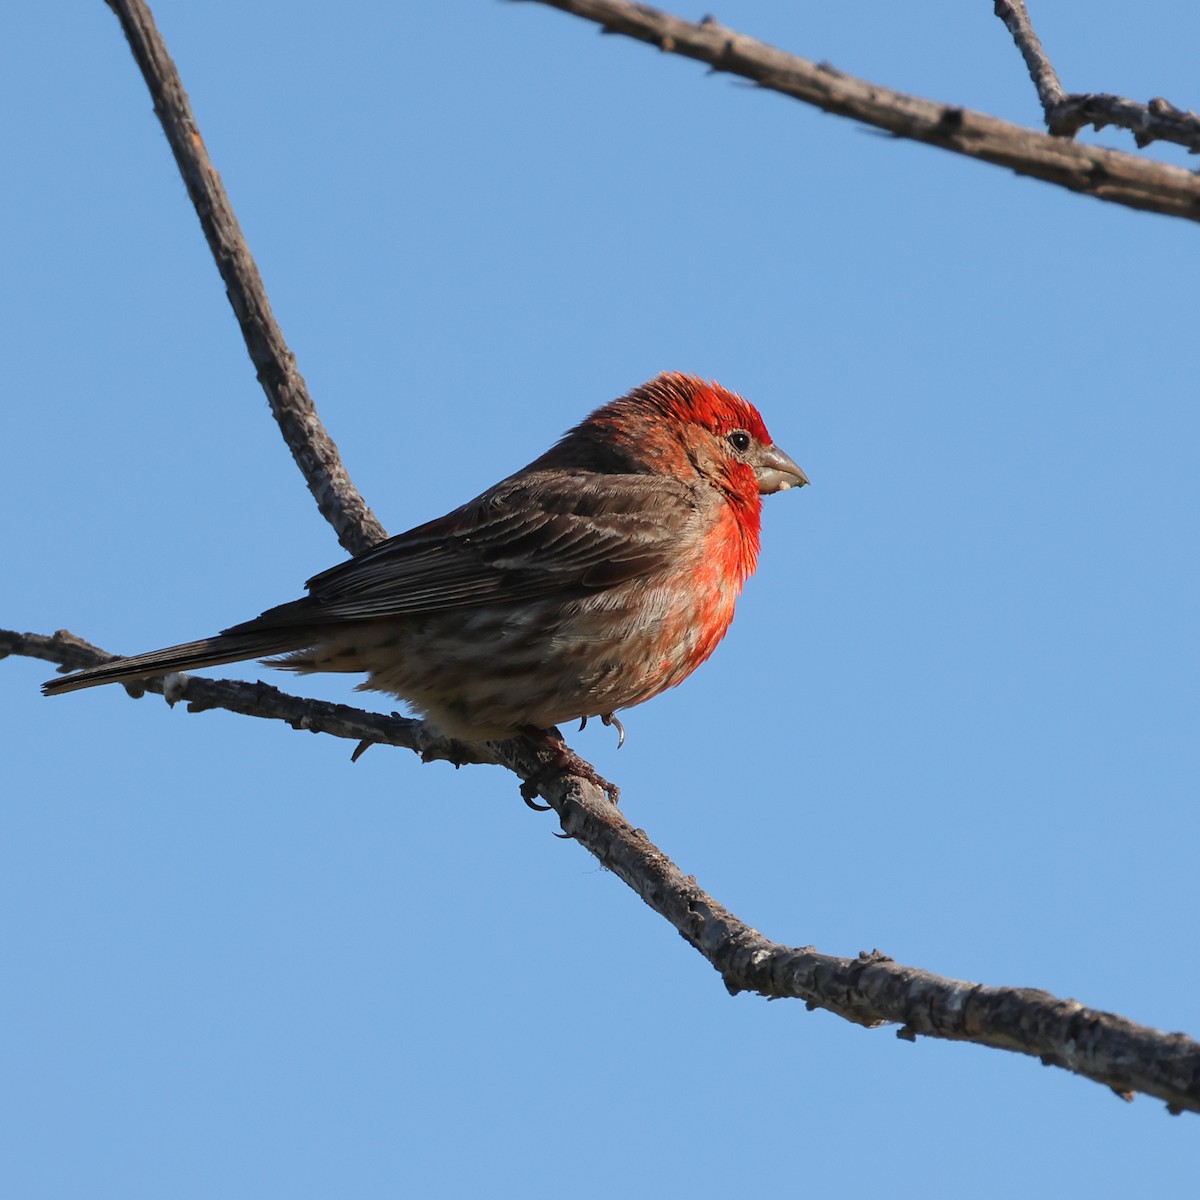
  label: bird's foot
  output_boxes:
[518,725,620,808]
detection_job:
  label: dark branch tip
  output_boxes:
[350,738,376,763]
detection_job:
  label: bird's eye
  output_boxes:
[726,430,751,453]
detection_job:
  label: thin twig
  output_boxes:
[993,0,1066,114]
[516,0,1200,220]
[1056,94,1200,153]
[995,0,1200,152]
[104,0,388,554]
[5,623,1200,1114]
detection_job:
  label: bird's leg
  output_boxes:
[600,712,625,749]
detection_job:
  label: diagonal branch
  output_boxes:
[10,0,1175,1116]
[5,623,1200,1114]
[994,0,1200,153]
[516,0,1200,222]
[993,0,1067,113]
[104,0,387,555]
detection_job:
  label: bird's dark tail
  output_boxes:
[42,629,313,696]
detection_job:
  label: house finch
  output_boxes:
[44,373,807,742]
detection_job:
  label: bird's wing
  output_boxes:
[285,472,700,623]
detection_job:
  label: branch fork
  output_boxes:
[4,0,1198,1116]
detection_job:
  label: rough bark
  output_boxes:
[5,626,1199,1115]
[519,0,1200,221]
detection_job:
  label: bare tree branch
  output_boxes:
[104,0,387,555]
[994,0,1200,153]
[6,623,1200,1114]
[993,0,1067,113]
[6,0,1176,1116]
[516,0,1200,221]
[5,628,489,768]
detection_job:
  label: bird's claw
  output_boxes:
[576,711,624,747]
[600,712,625,749]
[520,780,554,811]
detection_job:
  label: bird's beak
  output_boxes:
[754,444,809,494]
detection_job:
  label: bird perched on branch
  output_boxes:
[45,373,807,743]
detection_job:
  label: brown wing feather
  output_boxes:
[278,471,700,623]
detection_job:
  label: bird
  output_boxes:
[44,372,807,744]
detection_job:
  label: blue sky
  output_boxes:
[3,1,1198,1195]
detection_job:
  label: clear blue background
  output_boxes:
[4,2,1198,1195]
